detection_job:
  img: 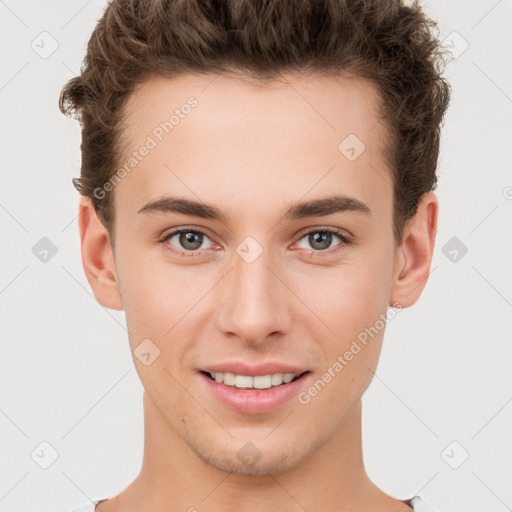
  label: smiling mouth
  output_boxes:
[200,370,309,389]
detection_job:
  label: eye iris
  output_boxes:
[309,231,332,250]
[179,231,203,250]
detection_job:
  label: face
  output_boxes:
[107,73,401,475]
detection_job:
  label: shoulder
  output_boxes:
[69,499,103,512]
[408,495,443,512]
[72,495,441,512]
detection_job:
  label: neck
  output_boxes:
[108,391,402,512]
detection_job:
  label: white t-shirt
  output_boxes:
[71,494,440,511]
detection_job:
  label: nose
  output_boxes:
[216,246,292,347]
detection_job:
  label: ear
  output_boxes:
[78,196,124,311]
[389,192,438,308]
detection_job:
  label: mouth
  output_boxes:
[198,369,312,415]
[200,370,308,389]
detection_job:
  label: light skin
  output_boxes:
[78,72,437,512]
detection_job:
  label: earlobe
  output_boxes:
[78,196,124,311]
[389,192,438,309]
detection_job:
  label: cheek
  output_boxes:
[299,260,392,338]
[297,268,389,415]
[115,252,173,344]
[118,257,209,363]
[293,249,393,387]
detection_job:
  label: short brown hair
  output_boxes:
[59,0,451,246]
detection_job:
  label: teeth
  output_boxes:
[235,375,253,388]
[253,375,272,389]
[207,372,299,389]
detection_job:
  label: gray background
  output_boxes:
[0,0,511,511]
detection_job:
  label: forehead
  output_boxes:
[115,72,392,220]
[122,72,387,149]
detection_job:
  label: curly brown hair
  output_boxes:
[59,0,451,246]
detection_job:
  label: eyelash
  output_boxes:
[157,226,353,258]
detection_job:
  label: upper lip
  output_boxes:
[200,362,309,377]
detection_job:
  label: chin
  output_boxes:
[196,447,303,476]
[183,428,324,476]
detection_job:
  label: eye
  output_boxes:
[159,228,215,257]
[158,226,353,258]
[294,227,352,253]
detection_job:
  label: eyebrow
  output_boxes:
[137,194,371,222]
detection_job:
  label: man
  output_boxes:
[60,0,451,510]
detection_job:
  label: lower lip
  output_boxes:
[199,371,311,415]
